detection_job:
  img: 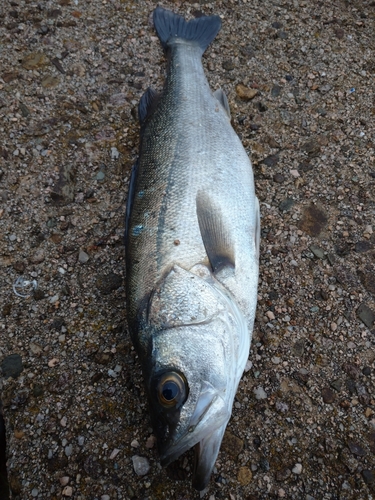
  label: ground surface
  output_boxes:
[0,0,375,499]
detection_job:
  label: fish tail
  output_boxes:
[153,7,221,54]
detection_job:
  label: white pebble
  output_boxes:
[62,485,73,497]
[110,448,120,459]
[266,310,275,320]
[60,477,69,486]
[131,439,140,448]
[254,386,267,400]
[132,455,150,476]
[48,358,59,367]
[292,463,303,474]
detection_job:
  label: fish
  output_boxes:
[125,6,260,491]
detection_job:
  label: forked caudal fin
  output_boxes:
[153,6,221,53]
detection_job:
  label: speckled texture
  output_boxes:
[0,0,375,499]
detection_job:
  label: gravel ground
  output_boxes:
[1,0,375,499]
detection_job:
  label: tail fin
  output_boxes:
[153,7,221,54]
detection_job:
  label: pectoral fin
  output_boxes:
[213,88,231,119]
[196,191,235,273]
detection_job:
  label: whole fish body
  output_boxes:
[125,7,260,490]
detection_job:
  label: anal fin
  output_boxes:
[196,191,235,273]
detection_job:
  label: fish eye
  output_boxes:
[157,372,188,409]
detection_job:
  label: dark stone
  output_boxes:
[342,363,360,379]
[362,366,372,376]
[262,154,279,167]
[285,74,293,81]
[12,260,26,273]
[2,304,12,317]
[271,21,283,29]
[278,31,288,39]
[321,387,335,404]
[95,352,112,365]
[48,372,74,394]
[347,440,366,457]
[33,288,45,300]
[362,470,375,484]
[346,378,356,395]
[298,204,328,236]
[279,198,295,212]
[222,60,235,71]
[271,85,282,97]
[259,457,270,472]
[356,303,375,329]
[292,339,305,357]
[335,243,351,257]
[294,368,309,385]
[1,354,23,379]
[240,45,255,58]
[95,273,123,295]
[33,385,44,398]
[273,173,285,183]
[253,435,262,449]
[276,468,291,481]
[330,379,342,392]
[355,241,372,253]
[50,317,65,331]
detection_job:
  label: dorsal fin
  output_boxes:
[196,191,235,273]
[138,87,159,125]
[213,88,231,119]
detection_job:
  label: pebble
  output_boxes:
[266,310,275,320]
[356,303,375,329]
[292,463,303,475]
[65,444,73,457]
[101,496,110,500]
[48,358,59,368]
[110,448,120,459]
[237,466,252,485]
[271,357,281,364]
[146,435,156,449]
[298,204,328,237]
[31,489,39,497]
[309,245,325,259]
[60,477,69,486]
[78,250,89,263]
[321,387,335,404]
[254,386,267,400]
[111,146,120,159]
[132,455,150,476]
[30,249,45,264]
[62,485,73,497]
[235,84,258,100]
[279,198,295,212]
[131,439,140,448]
[1,354,23,379]
[362,469,375,485]
[221,431,244,457]
[95,272,123,294]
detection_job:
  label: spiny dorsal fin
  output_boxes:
[196,191,235,273]
[213,88,231,119]
[138,87,159,125]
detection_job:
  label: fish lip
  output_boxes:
[159,381,229,466]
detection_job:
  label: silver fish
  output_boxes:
[125,7,260,490]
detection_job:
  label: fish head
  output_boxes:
[144,265,248,489]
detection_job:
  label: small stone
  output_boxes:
[321,387,335,404]
[278,489,286,498]
[362,366,371,376]
[60,477,69,486]
[96,171,105,181]
[95,273,122,294]
[292,463,302,475]
[22,52,49,70]
[1,354,23,379]
[271,85,282,97]
[14,430,25,439]
[222,60,235,71]
[101,496,110,500]
[132,455,150,476]
[309,245,325,259]
[131,439,140,448]
[276,468,291,481]
[279,198,295,212]
[266,310,275,320]
[235,84,258,100]
[272,357,281,364]
[273,173,285,183]
[347,440,366,457]
[290,169,300,178]
[30,249,45,264]
[292,339,305,357]
[330,379,342,392]
[237,466,252,485]
[65,444,73,457]
[262,154,279,167]
[355,241,372,253]
[146,435,156,449]
[331,322,337,332]
[254,386,267,400]
[48,358,59,368]
[362,470,375,485]
[356,304,375,329]
[78,436,85,446]
[111,147,120,159]
[78,250,89,263]
[62,486,73,497]
[110,448,120,459]
[298,204,328,237]
[31,489,39,497]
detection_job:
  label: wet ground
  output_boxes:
[0,0,375,499]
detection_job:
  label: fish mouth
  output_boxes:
[159,380,229,489]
